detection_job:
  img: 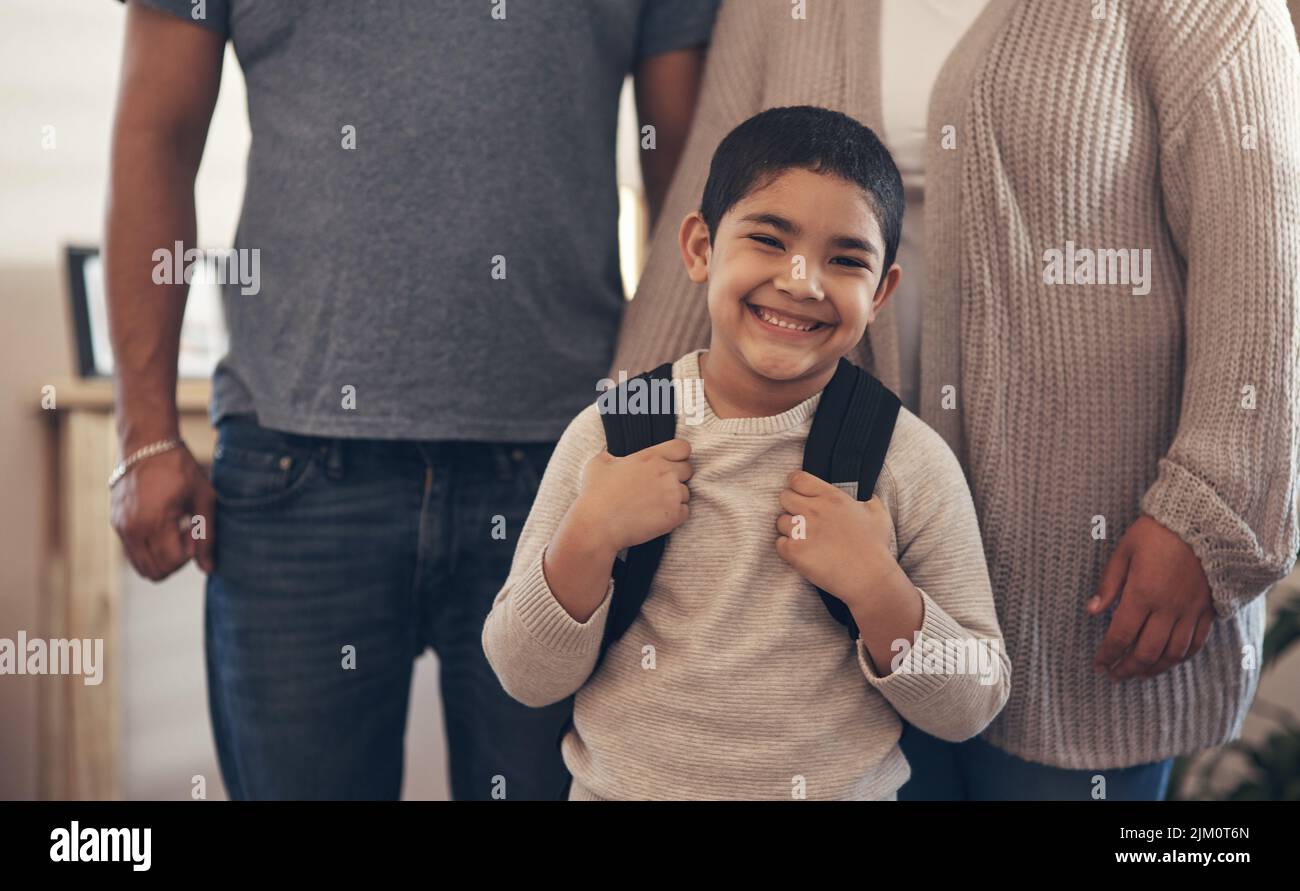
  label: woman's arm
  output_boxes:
[1136,0,1300,620]
[1089,0,1300,681]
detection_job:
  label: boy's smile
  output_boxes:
[745,299,831,334]
[679,167,900,417]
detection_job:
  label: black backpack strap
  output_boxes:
[596,361,678,663]
[801,357,902,639]
[550,361,678,799]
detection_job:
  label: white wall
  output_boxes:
[0,0,250,266]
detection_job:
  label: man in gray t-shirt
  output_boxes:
[106,0,716,799]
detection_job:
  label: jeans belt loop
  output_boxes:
[494,444,515,481]
[324,438,345,480]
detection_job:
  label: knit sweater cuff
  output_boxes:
[857,586,968,701]
[1140,458,1295,619]
[510,547,614,655]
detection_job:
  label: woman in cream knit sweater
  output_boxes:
[609,0,1300,799]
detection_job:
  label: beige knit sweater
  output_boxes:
[483,349,1011,800]
[609,0,1300,769]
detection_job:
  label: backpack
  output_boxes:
[548,355,901,799]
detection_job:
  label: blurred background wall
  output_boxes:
[1,0,250,801]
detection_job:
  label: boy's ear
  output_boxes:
[868,263,902,321]
[678,211,711,284]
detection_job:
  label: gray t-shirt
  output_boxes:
[128,0,718,441]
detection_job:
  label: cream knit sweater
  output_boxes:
[483,350,1011,800]
[609,0,1300,769]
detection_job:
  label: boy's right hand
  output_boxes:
[574,437,694,553]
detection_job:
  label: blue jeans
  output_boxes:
[897,723,1174,800]
[204,415,570,800]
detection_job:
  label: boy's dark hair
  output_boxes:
[699,106,904,287]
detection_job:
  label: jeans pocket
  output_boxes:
[211,418,323,511]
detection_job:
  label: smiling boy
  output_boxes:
[482,106,1010,800]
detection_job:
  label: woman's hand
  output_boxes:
[1088,514,1216,681]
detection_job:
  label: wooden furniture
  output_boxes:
[40,379,214,800]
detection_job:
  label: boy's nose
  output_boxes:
[774,262,825,301]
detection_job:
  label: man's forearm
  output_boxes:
[635,47,705,229]
[104,136,199,452]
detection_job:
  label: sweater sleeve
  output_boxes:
[607,0,768,379]
[1140,1,1300,619]
[856,415,1012,742]
[481,404,616,708]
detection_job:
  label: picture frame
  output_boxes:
[64,244,229,379]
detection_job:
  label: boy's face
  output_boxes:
[680,168,899,384]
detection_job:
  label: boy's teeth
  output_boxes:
[756,305,816,331]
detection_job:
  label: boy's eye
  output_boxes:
[748,234,783,249]
[832,256,870,270]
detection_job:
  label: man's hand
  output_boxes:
[1089,514,1216,681]
[774,470,905,612]
[111,445,215,581]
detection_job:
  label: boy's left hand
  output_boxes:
[774,470,903,613]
